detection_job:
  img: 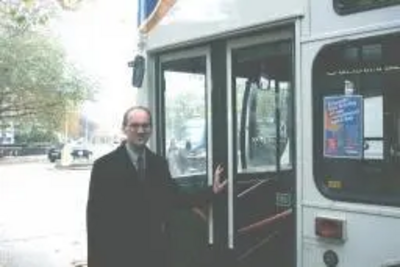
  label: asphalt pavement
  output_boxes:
[0,161,90,267]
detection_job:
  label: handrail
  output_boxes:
[237,208,293,235]
[237,230,280,262]
[237,178,274,199]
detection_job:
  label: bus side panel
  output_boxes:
[146,0,304,51]
[303,206,400,267]
[309,0,400,38]
[301,19,400,267]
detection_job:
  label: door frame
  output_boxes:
[225,28,295,249]
[157,46,215,243]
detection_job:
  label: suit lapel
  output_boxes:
[114,144,139,181]
[143,147,161,183]
[115,144,160,183]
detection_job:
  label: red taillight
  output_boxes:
[315,217,345,241]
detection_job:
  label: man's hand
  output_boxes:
[213,164,227,194]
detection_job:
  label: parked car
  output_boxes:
[70,146,93,160]
[47,144,63,163]
[168,118,207,175]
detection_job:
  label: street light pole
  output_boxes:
[85,116,89,143]
[64,114,69,143]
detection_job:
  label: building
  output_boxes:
[0,122,15,145]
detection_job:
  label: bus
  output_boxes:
[132,1,400,266]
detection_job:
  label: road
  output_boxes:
[0,160,91,267]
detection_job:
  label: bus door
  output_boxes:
[159,48,214,267]
[157,28,297,267]
[224,29,296,267]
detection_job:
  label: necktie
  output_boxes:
[137,154,145,181]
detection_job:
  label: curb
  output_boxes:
[0,156,47,165]
[54,163,93,170]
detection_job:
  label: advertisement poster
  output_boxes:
[324,95,363,159]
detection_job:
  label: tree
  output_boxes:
[0,0,86,34]
[0,31,95,133]
[0,0,58,35]
[0,0,96,140]
[14,127,58,144]
[56,0,84,11]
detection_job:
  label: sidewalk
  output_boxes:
[0,155,47,165]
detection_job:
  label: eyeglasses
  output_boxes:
[126,123,151,131]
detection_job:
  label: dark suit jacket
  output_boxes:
[86,144,213,267]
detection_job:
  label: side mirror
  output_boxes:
[129,55,145,88]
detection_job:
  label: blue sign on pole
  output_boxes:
[137,0,159,28]
[137,0,176,33]
[324,95,363,159]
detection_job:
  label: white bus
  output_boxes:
[132,1,400,266]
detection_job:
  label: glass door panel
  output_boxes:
[227,33,295,267]
[159,49,212,267]
[161,54,209,182]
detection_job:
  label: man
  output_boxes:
[86,106,226,267]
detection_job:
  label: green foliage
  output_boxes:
[0,0,96,136]
[0,0,58,34]
[0,0,87,33]
[0,31,95,130]
[56,0,84,11]
[164,73,206,141]
[14,126,58,144]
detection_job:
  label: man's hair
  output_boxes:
[122,106,152,127]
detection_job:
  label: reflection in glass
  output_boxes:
[364,96,383,138]
[364,96,383,159]
[162,57,207,178]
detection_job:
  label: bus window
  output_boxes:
[161,56,208,178]
[334,0,400,15]
[232,41,293,173]
[313,33,400,205]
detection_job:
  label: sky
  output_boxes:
[54,0,138,132]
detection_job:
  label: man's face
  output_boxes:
[123,109,152,148]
